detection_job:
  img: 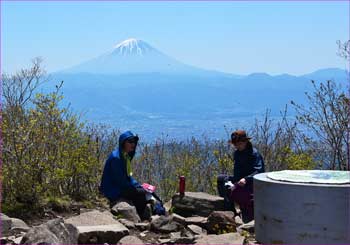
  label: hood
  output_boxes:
[118,130,139,159]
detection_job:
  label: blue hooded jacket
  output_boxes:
[100,131,140,202]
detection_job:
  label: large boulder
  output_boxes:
[0,213,30,236]
[111,201,141,223]
[20,218,78,244]
[195,232,245,244]
[65,210,129,244]
[65,210,118,226]
[10,218,30,234]
[1,213,13,236]
[206,211,237,234]
[172,192,224,217]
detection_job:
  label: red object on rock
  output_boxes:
[179,176,185,195]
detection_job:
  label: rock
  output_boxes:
[235,215,243,226]
[80,207,93,214]
[238,220,254,233]
[0,214,29,237]
[158,222,181,233]
[65,210,122,226]
[172,213,186,225]
[118,218,136,229]
[195,232,245,244]
[181,227,196,239]
[150,215,182,233]
[159,234,170,239]
[77,225,129,244]
[140,231,148,237]
[118,235,144,244]
[151,215,170,230]
[170,231,182,239]
[188,224,207,236]
[206,211,236,234]
[184,216,208,228]
[150,215,160,222]
[20,218,78,244]
[135,222,150,231]
[111,201,141,223]
[10,218,30,234]
[171,237,195,244]
[244,237,261,245]
[1,236,16,244]
[13,236,23,244]
[169,231,195,244]
[1,213,13,236]
[65,210,129,244]
[101,210,115,217]
[159,238,172,244]
[172,192,224,217]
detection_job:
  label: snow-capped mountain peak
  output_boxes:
[112,38,154,56]
[61,38,221,75]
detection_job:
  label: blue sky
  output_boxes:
[2,1,349,75]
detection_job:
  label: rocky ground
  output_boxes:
[1,192,259,244]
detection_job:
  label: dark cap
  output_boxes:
[230,130,251,144]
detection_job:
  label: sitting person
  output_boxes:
[100,131,148,219]
[217,130,265,223]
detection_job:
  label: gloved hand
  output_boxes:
[224,181,236,191]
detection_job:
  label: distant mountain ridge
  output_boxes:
[59,38,347,79]
[49,38,348,139]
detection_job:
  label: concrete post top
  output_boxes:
[254,171,350,187]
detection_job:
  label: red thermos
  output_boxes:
[179,176,185,195]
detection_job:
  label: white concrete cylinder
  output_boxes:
[254,171,350,244]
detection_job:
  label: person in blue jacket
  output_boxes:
[100,131,147,218]
[217,130,265,223]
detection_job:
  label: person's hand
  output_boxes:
[237,178,246,187]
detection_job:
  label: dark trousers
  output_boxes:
[217,174,236,213]
[230,185,254,223]
[111,186,147,219]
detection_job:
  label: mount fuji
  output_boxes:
[50,38,347,140]
[62,38,227,76]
